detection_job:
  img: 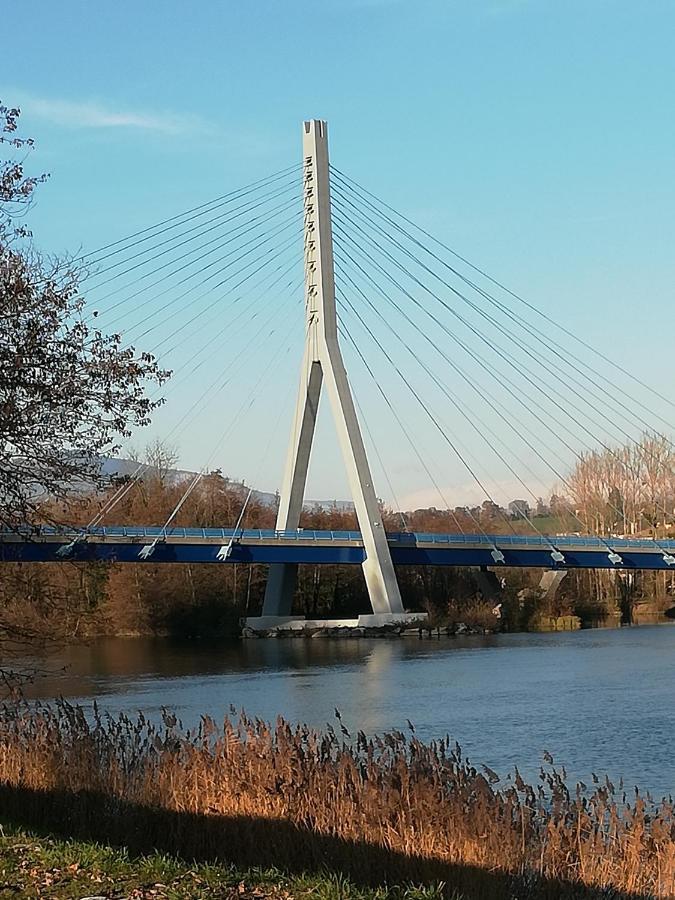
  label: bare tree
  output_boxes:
[568,433,675,536]
[142,439,180,488]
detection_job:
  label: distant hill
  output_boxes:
[99,457,279,507]
[68,458,354,513]
[305,499,356,512]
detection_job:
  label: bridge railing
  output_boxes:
[2,525,675,551]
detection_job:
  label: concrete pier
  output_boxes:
[243,612,428,637]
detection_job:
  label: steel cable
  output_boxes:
[79,163,301,265]
[330,164,675,414]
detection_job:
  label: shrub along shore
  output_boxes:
[0,701,672,898]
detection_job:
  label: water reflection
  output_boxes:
[14,625,675,798]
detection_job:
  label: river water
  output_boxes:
[17,624,675,799]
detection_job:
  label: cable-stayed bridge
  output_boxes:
[6,120,675,626]
[6,528,675,572]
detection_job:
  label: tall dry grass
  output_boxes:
[0,701,672,897]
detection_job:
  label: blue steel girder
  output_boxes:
[2,528,675,570]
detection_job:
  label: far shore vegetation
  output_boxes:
[2,433,675,645]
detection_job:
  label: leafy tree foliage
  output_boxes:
[0,102,169,526]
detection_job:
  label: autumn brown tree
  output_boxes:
[0,102,168,527]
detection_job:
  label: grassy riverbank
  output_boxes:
[0,701,672,898]
[0,824,446,898]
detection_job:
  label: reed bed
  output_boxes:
[0,701,672,898]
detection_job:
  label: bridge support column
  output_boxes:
[472,566,502,601]
[263,563,298,617]
[261,120,404,621]
[538,569,568,603]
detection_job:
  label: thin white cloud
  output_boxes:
[7,91,197,135]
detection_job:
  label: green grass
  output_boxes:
[0,822,452,899]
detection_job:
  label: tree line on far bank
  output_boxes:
[2,430,674,642]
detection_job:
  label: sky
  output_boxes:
[4,0,675,510]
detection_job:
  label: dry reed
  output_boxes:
[0,700,672,898]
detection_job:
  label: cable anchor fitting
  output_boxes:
[55,534,86,558]
[138,539,161,560]
[216,540,235,562]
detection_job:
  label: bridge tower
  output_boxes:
[260,120,405,622]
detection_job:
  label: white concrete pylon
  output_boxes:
[262,120,404,617]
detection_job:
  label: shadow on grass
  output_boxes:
[0,783,649,899]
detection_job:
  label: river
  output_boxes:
[16,623,675,799]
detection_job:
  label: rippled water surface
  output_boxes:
[19,624,675,797]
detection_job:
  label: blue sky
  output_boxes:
[4,0,675,508]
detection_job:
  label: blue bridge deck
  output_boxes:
[2,527,675,570]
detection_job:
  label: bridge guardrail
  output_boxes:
[2,526,675,552]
